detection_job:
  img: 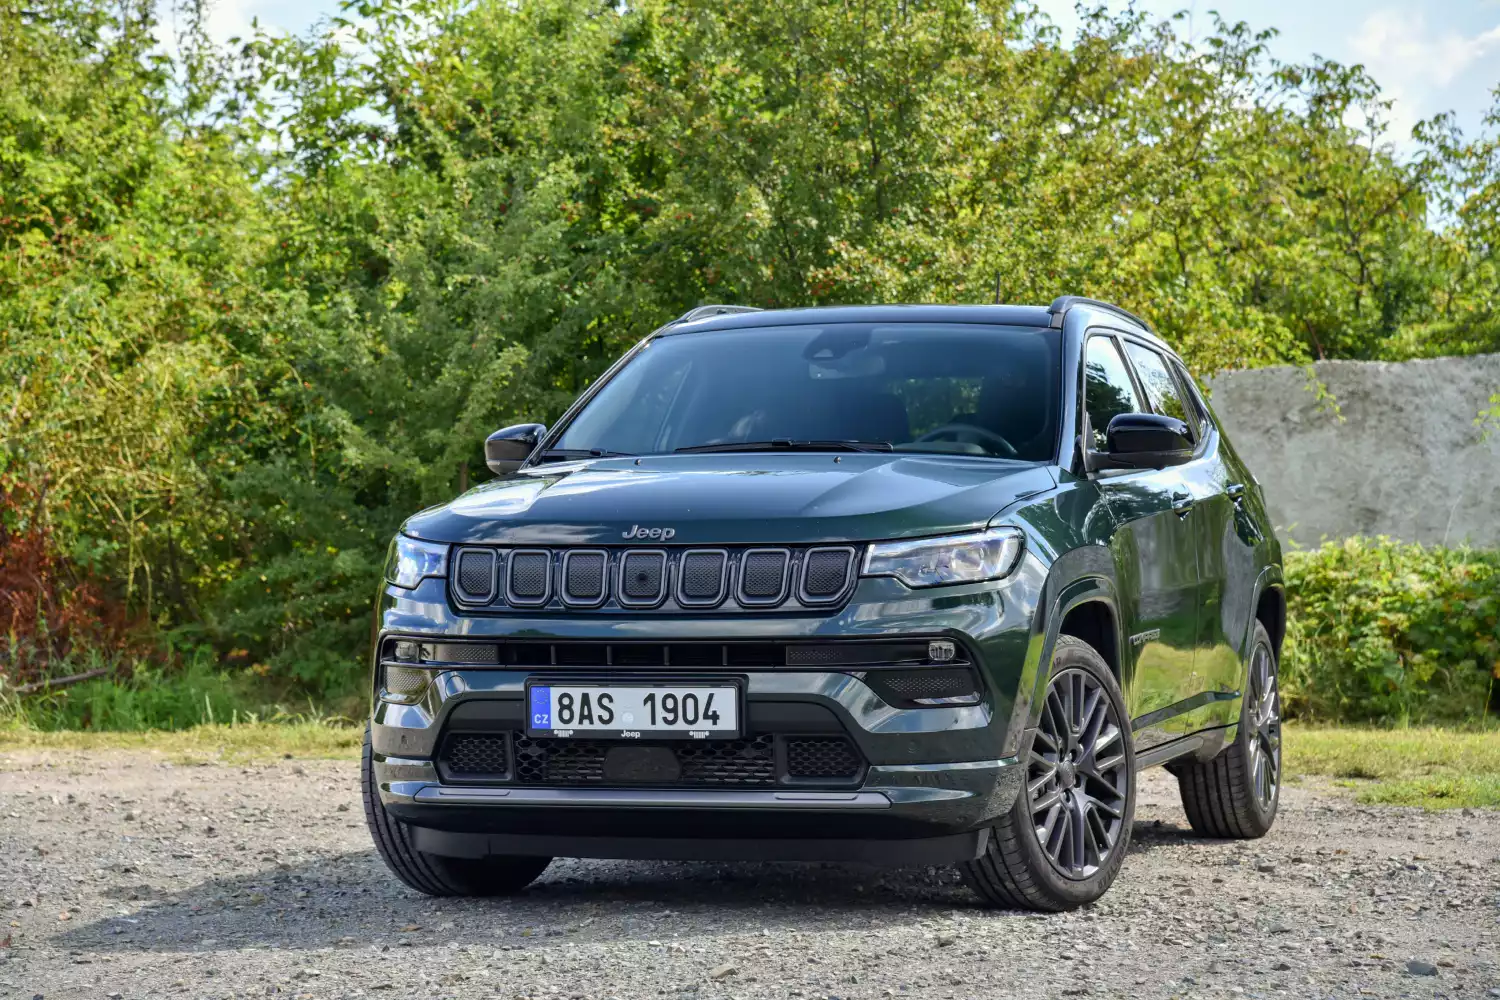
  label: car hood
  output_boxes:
[403,454,1056,546]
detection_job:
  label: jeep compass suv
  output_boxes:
[363,297,1285,911]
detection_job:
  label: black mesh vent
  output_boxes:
[619,551,666,605]
[679,550,727,604]
[454,549,496,602]
[865,667,980,706]
[563,551,607,604]
[739,549,788,602]
[509,736,775,786]
[508,550,551,603]
[801,548,852,600]
[443,734,510,777]
[785,737,862,779]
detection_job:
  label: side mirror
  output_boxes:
[485,423,547,475]
[1096,413,1193,470]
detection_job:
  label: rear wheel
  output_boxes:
[962,636,1136,911]
[362,727,551,896]
[1172,621,1281,838]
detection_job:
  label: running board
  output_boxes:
[1135,733,1206,769]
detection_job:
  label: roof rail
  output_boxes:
[674,304,764,324]
[1046,296,1153,332]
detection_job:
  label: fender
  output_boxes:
[1000,569,1124,758]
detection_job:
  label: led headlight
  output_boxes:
[383,535,448,590]
[861,527,1024,589]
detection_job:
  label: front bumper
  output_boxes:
[368,563,1045,863]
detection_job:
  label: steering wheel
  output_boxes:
[915,423,1019,457]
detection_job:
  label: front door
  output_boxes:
[1081,333,1201,753]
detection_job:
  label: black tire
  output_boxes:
[362,727,552,896]
[961,635,1136,911]
[1171,621,1281,839]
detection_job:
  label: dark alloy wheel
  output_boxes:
[962,635,1136,911]
[1173,620,1281,839]
[1030,664,1130,879]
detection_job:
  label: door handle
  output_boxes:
[1226,482,1247,503]
[1171,491,1195,517]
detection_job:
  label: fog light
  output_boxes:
[392,640,422,663]
[383,665,431,702]
[928,640,956,662]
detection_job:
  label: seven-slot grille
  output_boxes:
[448,544,858,612]
[437,731,864,787]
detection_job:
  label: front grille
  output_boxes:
[678,549,728,606]
[738,549,789,604]
[440,732,863,787]
[454,549,497,603]
[800,547,854,602]
[562,550,607,606]
[618,550,667,607]
[507,550,552,605]
[445,544,864,613]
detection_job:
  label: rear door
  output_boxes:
[1083,333,1201,753]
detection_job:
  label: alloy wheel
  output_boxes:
[1029,668,1129,879]
[1245,642,1281,811]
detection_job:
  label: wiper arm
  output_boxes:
[533,448,635,463]
[675,439,893,454]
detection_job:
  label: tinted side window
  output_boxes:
[1083,336,1142,450]
[1123,342,1191,435]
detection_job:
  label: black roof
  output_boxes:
[657,303,1055,336]
[657,300,1167,350]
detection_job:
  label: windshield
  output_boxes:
[551,323,1061,461]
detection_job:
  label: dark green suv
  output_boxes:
[363,297,1284,911]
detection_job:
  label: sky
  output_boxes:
[175,0,1500,149]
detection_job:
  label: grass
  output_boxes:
[0,720,363,761]
[1284,725,1500,809]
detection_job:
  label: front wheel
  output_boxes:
[1172,621,1281,838]
[962,635,1136,911]
[362,727,552,896]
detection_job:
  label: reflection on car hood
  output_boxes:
[403,454,1056,545]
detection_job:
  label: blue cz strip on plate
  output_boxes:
[529,685,551,730]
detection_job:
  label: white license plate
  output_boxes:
[526,683,740,739]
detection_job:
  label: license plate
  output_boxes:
[525,682,740,739]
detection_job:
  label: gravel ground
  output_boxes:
[2,749,1497,1000]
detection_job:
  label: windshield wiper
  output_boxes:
[533,448,635,463]
[675,439,894,454]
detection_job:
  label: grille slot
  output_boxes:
[677,549,728,606]
[442,734,510,778]
[507,549,552,606]
[738,548,790,605]
[510,735,776,786]
[561,550,608,607]
[799,546,855,603]
[618,550,667,607]
[453,548,497,604]
[785,737,862,779]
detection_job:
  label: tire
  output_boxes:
[962,635,1136,911]
[362,727,551,896]
[1171,621,1281,839]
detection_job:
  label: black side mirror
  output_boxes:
[1095,413,1193,470]
[485,423,547,475]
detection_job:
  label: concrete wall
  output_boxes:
[1205,353,1500,548]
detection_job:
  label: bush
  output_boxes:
[1283,538,1500,723]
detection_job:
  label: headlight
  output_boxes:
[861,527,1024,589]
[384,535,448,589]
